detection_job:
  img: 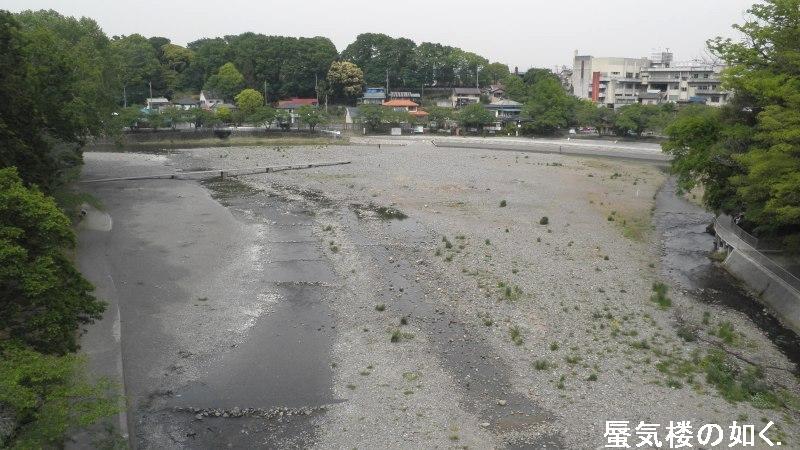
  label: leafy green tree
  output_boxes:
[327,61,365,103]
[204,62,245,100]
[613,103,660,136]
[183,37,230,91]
[234,88,264,117]
[160,106,186,130]
[662,106,738,211]
[425,106,453,128]
[662,0,800,247]
[457,103,494,130]
[297,105,328,131]
[0,343,120,448]
[215,106,232,124]
[522,68,559,87]
[383,109,412,127]
[1,11,116,191]
[342,33,417,87]
[190,108,218,129]
[521,76,573,135]
[709,0,800,242]
[482,62,510,84]
[110,34,160,105]
[249,106,277,128]
[0,168,105,353]
[357,104,386,131]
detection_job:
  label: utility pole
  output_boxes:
[149,80,153,100]
[315,73,319,103]
[385,68,389,94]
[123,85,127,108]
[475,66,479,89]
[263,80,268,105]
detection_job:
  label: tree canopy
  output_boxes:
[663,0,800,247]
[0,167,105,353]
[326,61,365,103]
[457,103,494,129]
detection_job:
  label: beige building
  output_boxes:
[571,51,729,108]
[572,54,650,107]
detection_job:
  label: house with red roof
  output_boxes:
[382,99,428,118]
[276,97,319,124]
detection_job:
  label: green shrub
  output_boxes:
[0,168,105,353]
[650,282,672,309]
[0,343,120,448]
[509,326,523,345]
[533,359,551,370]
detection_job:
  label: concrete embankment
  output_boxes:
[723,249,800,334]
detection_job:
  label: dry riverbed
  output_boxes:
[126,142,799,448]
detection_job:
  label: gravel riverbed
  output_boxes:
[111,140,799,448]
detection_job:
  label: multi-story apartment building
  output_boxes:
[571,51,729,108]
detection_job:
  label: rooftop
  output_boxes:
[277,98,319,108]
[453,87,481,95]
[383,99,419,107]
[174,97,198,105]
[390,91,421,98]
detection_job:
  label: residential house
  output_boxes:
[389,91,421,102]
[360,87,387,105]
[145,97,170,111]
[173,97,199,110]
[199,91,224,109]
[484,85,507,103]
[485,99,522,124]
[450,87,481,108]
[382,99,428,119]
[276,97,319,124]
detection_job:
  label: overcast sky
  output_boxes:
[4,0,756,70]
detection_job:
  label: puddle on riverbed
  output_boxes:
[167,180,337,448]
[654,176,800,372]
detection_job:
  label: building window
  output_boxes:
[692,74,699,78]
[711,96,720,103]
[703,74,710,78]
[626,72,633,78]
[681,87,687,91]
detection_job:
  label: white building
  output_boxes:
[571,50,729,108]
[641,62,729,106]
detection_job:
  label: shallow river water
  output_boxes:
[654,176,800,371]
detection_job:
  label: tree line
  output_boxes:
[1,9,119,447]
[110,30,513,106]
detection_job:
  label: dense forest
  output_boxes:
[110,29,511,104]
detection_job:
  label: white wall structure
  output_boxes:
[571,50,730,108]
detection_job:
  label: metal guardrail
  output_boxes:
[717,215,783,251]
[715,217,800,293]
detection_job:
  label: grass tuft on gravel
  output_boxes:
[650,282,672,309]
